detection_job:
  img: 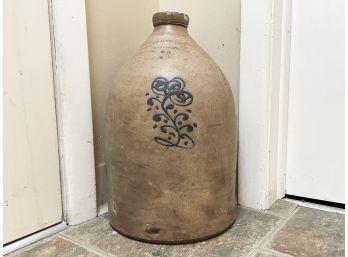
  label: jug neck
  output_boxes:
[153,24,189,35]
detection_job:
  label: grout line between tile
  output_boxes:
[263,210,291,218]
[243,206,299,257]
[58,234,117,257]
[260,248,294,257]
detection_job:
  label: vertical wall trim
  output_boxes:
[276,0,292,199]
[238,0,292,209]
[49,0,97,224]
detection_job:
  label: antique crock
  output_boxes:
[105,11,237,243]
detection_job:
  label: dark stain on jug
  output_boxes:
[145,227,161,234]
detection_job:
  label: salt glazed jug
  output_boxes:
[105,11,237,244]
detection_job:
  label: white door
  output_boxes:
[285,0,344,203]
[4,0,63,243]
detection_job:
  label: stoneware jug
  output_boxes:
[105,11,237,244]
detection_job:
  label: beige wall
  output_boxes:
[85,0,240,209]
[85,0,159,208]
[159,0,241,101]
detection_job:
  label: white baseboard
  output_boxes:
[284,198,345,214]
[3,222,67,255]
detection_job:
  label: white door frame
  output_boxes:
[238,0,292,209]
[49,0,97,224]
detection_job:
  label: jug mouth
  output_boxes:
[152,12,189,28]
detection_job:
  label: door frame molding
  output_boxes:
[238,0,292,209]
[48,0,97,224]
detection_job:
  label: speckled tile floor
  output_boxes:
[6,200,344,257]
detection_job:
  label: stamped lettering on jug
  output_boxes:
[146,77,197,149]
